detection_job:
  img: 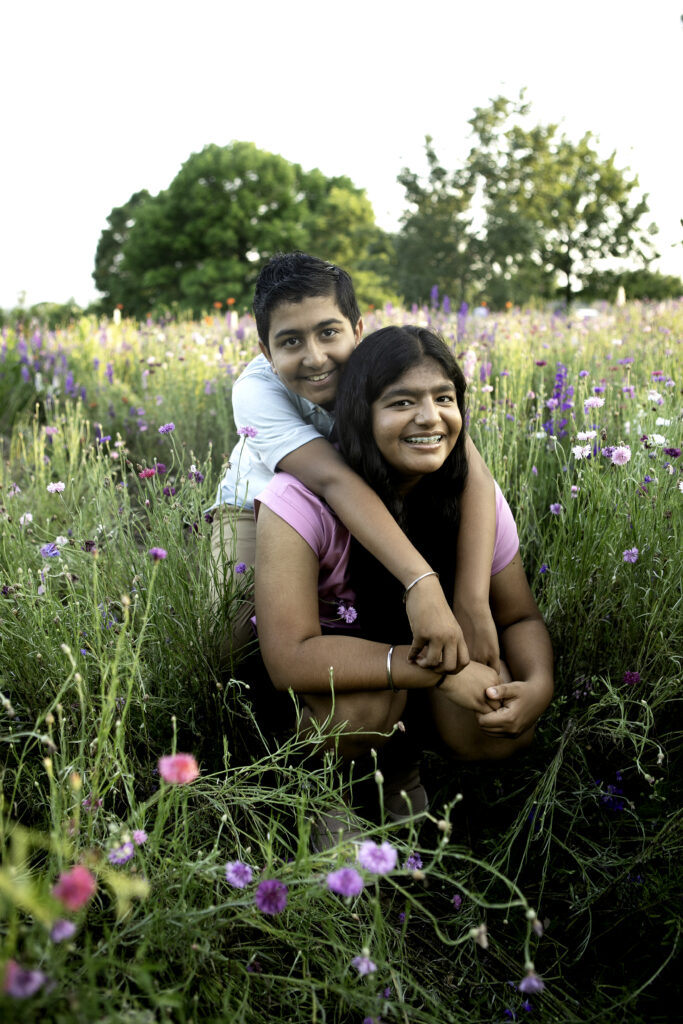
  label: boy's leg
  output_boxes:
[209,504,257,661]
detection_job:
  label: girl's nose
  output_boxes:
[414,398,439,425]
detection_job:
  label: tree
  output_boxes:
[394,137,478,307]
[395,96,659,308]
[466,94,658,305]
[92,143,394,317]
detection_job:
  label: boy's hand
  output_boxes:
[406,576,470,672]
[437,662,502,714]
[452,598,500,672]
[476,680,552,737]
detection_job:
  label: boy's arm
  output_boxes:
[278,438,469,673]
[452,436,500,669]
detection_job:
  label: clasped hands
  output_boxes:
[437,662,545,738]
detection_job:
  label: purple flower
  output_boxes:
[158,423,175,434]
[234,562,247,575]
[622,547,639,563]
[611,445,631,466]
[337,603,358,624]
[40,543,60,558]
[97,435,112,444]
[225,861,253,888]
[254,878,288,914]
[148,547,168,561]
[549,503,562,515]
[2,959,48,998]
[518,970,545,995]
[108,841,135,865]
[237,425,258,437]
[452,893,463,909]
[663,447,681,458]
[351,954,377,976]
[47,481,65,493]
[357,839,397,874]
[327,866,364,896]
[403,852,423,870]
[132,829,148,846]
[623,671,641,686]
[50,919,77,943]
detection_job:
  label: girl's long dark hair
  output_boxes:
[335,326,469,643]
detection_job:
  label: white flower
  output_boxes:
[655,417,671,426]
[572,444,592,460]
[55,536,69,547]
[576,431,597,441]
[19,512,33,526]
[647,390,663,404]
[649,434,667,446]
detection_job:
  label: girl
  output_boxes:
[254,326,553,828]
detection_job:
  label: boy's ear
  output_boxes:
[259,340,274,367]
[353,316,364,345]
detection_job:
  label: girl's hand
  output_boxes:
[437,662,502,714]
[476,680,552,736]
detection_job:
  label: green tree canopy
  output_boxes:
[396,95,659,307]
[93,143,393,317]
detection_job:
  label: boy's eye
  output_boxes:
[281,337,300,348]
[320,328,338,339]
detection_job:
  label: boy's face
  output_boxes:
[260,294,363,409]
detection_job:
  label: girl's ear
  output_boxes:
[353,317,364,345]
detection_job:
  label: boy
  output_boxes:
[211,252,499,672]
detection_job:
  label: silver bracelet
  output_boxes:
[403,570,439,604]
[386,646,396,692]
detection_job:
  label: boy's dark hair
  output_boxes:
[253,252,361,348]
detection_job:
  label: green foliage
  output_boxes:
[396,95,658,308]
[92,144,396,319]
[1,300,681,1021]
[580,267,683,302]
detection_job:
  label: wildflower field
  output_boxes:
[0,300,681,1023]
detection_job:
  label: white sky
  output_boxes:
[1,0,681,309]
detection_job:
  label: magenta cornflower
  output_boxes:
[326,866,364,896]
[158,752,199,784]
[357,839,397,874]
[237,425,258,437]
[611,445,631,465]
[254,878,288,914]
[518,970,545,995]
[50,918,77,943]
[52,864,97,911]
[622,547,639,563]
[148,547,168,561]
[453,893,463,909]
[138,467,156,479]
[351,954,377,976]
[44,426,59,437]
[47,481,65,493]
[623,671,641,685]
[3,959,48,998]
[158,423,175,434]
[133,829,148,846]
[225,861,254,888]
[108,841,135,865]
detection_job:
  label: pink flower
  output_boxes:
[622,547,639,563]
[237,425,258,437]
[337,603,358,624]
[611,445,631,466]
[148,547,168,561]
[357,839,397,874]
[452,893,463,910]
[139,467,157,479]
[50,919,77,943]
[46,481,65,493]
[584,396,605,411]
[52,864,97,911]
[133,829,148,846]
[254,878,288,914]
[158,753,199,784]
[327,866,364,896]
[549,503,562,515]
[225,861,253,888]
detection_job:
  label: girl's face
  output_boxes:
[371,358,462,493]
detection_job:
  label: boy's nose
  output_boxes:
[303,340,327,368]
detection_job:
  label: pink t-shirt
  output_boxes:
[254,474,519,629]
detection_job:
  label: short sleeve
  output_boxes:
[491,483,520,575]
[254,473,330,556]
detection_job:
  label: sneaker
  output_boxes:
[383,765,429,824]
[311,802,367,853]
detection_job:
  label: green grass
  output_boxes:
[0,300,681,1022]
